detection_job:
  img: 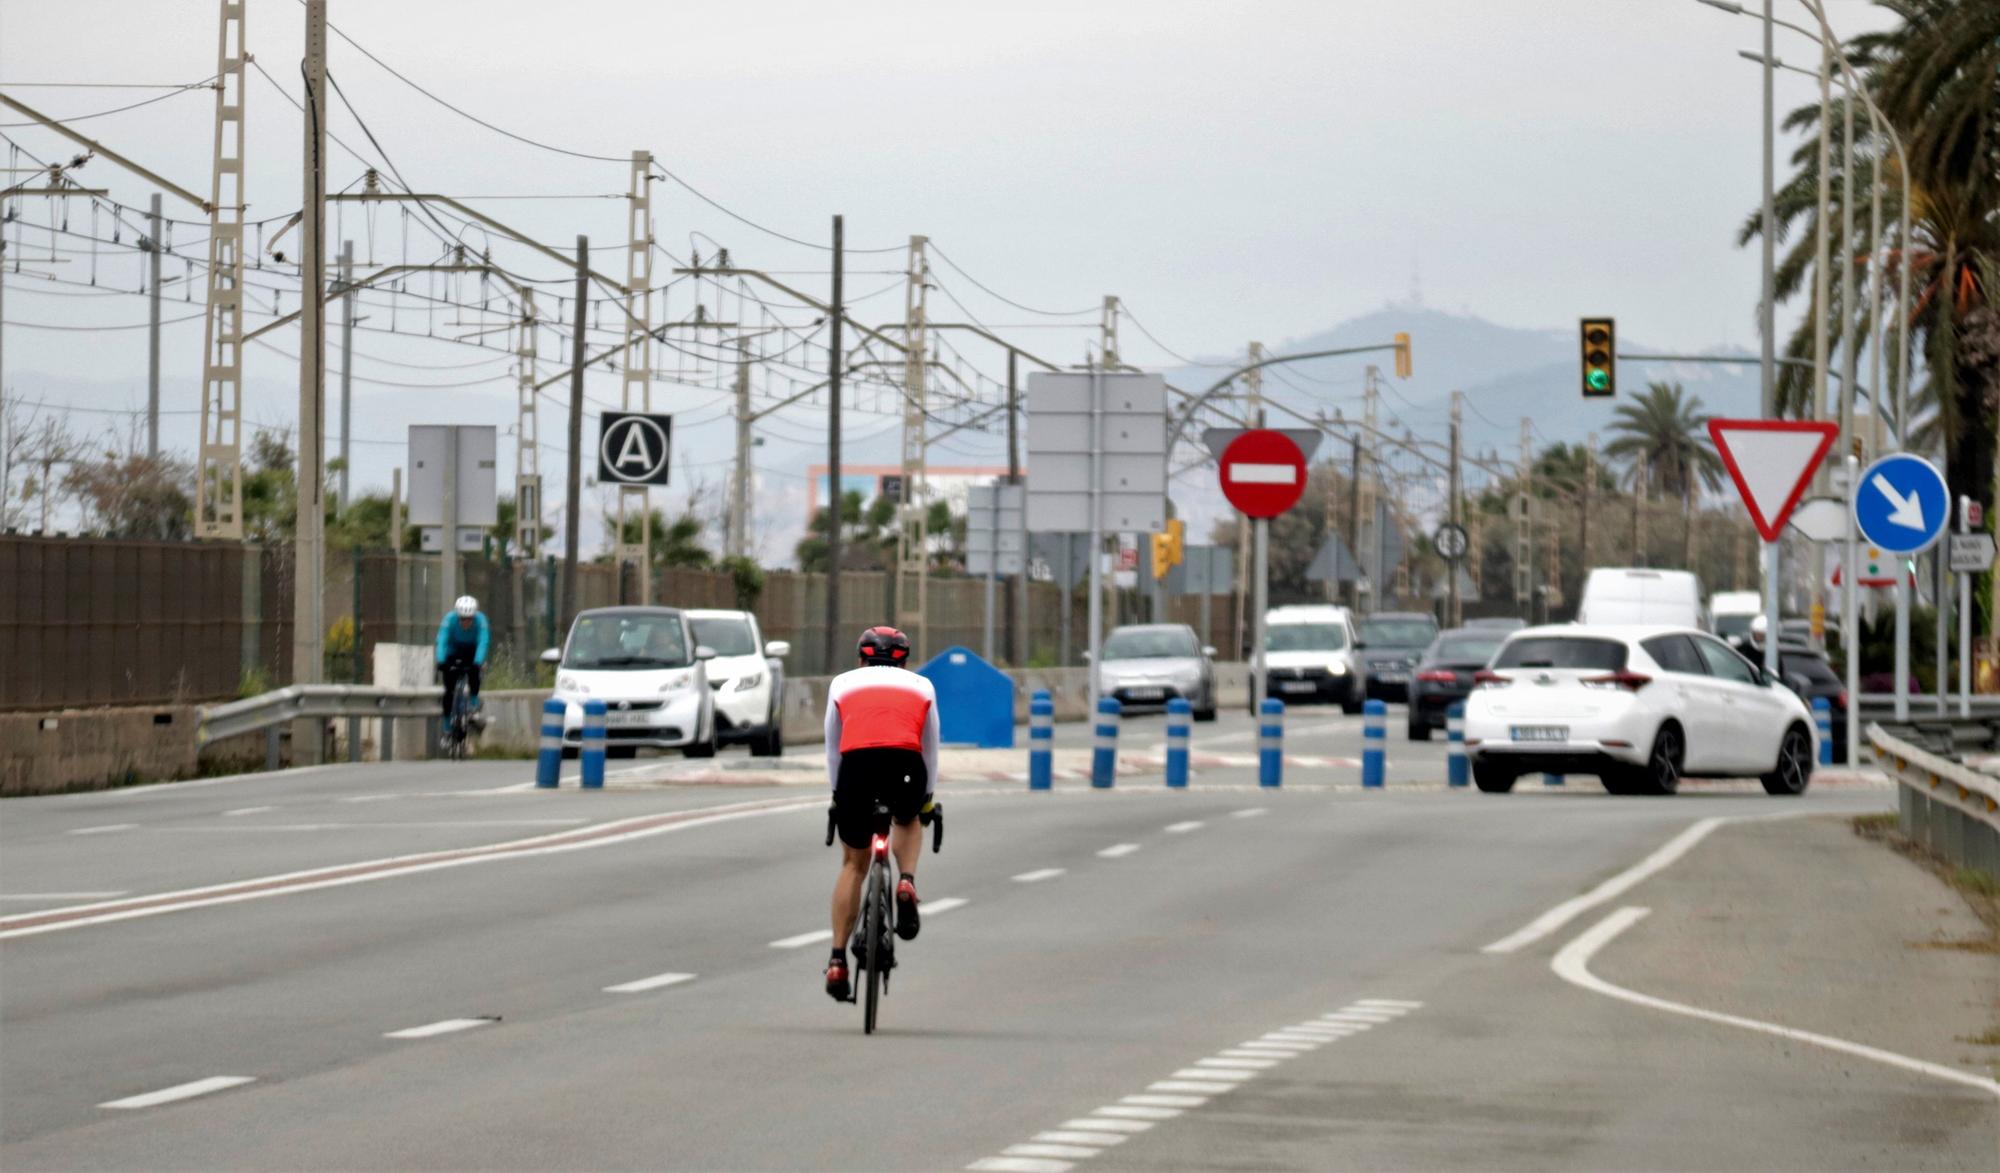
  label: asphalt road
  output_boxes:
[3,703,1993,1170]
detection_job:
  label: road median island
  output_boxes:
[1592,814,1999,1085]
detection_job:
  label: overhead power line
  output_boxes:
[927,243,1097,316]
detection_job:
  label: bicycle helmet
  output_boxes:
[857,626,911,667]
[454,595,478,618]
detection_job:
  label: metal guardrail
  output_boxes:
[1867,721,1999,878]
[1855,693,2000,715]
[197,685,439,746]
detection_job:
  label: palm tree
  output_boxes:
[1738,0,1997,517]
[1602,383,1725,567]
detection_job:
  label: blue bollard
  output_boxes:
[1813,696,1833,766]
[1446,701,1468,788]
[1091,696,1121,788]
[1361,699,1386,788]
[1258,697,1284,788]
[535,697,564,788]
[1543,772,1564,787]
[1165,697,1192,789]
[1028,690,1054,791]
[580,699,607,789]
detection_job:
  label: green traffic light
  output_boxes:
[1586,369,1610,392]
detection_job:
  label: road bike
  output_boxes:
[826,797,943,1034]
[442,674,473,762]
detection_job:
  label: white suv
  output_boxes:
[1462,624,1815,796]
[684,609,789,757]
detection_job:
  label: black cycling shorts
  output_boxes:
[832,747,928,850]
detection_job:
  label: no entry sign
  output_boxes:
[1220,429,1307,519]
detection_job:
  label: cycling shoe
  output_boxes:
[895,879,920,941]
[824,960,851,1002]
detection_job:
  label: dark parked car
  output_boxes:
[1356,612,1440,703]
[1462,617,1527,632]
[1407,628,1509,739]
[1775,643,1847,763]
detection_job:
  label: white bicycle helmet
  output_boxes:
[454,595,479,618]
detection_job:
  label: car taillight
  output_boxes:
[1417,669,1457,683]
[1472,670,1510,688]
[1833,690,1847,711]
[1582,670,1652,692]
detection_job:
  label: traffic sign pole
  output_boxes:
[1252,516,1269,712]
[1843,456,1859,769]
[1852,452,1951,723]
[1960,496,1972,719]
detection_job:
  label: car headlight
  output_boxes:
[733,672,763,692]
[658,673,691,693]
[1326,660,1347,675]
[558,675,576,691]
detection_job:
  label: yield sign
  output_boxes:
[1707,418,1839,543]
[1218,429,1308,519]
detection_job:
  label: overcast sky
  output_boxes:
[2,0,1897,549]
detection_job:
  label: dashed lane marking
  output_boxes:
[0,892,129,901]
[384,1018,497,1040]
[99,1076,255,1110]
[1163,821,1204,833]
[1230,807,1267,818]
[603,971,696,994]
[222,807,274,817]
[925,897,970,916]
[965,999,1423,1172]
[1012,868,1066,883]
[770,929,834,949]
[1096,843,1141,859]
[67,824,137,836]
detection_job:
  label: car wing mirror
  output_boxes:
[694,645,718,662]
[1201,646,1217,659]
[539,647,562,664]
[764,640,791,658]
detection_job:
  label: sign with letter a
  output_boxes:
[598,412,672,486]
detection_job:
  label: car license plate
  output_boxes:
[1376,672,1406,683]
[609,711,649,727]
[1510,725,1567,742]
[1126,687,1164,701]
[1278,681,1316,694]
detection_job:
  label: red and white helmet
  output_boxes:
[856,626,911,666]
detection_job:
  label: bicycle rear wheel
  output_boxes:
[862,865,885,1034]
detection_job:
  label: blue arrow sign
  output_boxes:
[1852,452,1949,554]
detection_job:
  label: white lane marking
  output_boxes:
[1149,1079,1237,1094]
[603,972,695,994]
[68,824,137,836]
[967,1158,1072,1173]
[1092,1105,1183,1119]
[1122,1094,1206,1107]
[1060,1118,1152,1134]
[1483,817,1727,954]
[222,807,274,817]
[1013,868,1066,883]
[1322,1011,1395,1023]
[1353,998,1424,1009]
[1555,906,2000,1100]
[160,820,591,832]
[1231,807,1267,819]
[1003,1144,1099,1160]
[925,897,969,916]
[1248,1038,1320,1050]
[384,1017,497,1040]
[99,1076,255,1109]
[0,892,129,901]
[1164,820,1204,834]
[1097,843,1141,858]
[1035,1130,1129,1147]
[1221,1048,1296,1059]
[2,796,822,941]
[770,929,835,949]
[1171,1067,1254,1082]
[1283,1023,1358,1035]
[1194,1056,1278,1070]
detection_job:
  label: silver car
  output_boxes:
[1093,623,1217,721]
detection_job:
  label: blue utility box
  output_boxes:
[918,646,1015,748]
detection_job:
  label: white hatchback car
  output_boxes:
[1462,624,1816,796]
[684,608,789,757]
[542,607,718,758]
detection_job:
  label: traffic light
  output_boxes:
[1580,318,1615,398]
[1165,518,1185,565]
[1149,533,1172,580]
[1393,332,1412,379]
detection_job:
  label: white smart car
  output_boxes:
[1462,624,1815,796]
[542,607,718,758]
[684,608,789,757]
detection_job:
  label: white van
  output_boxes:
[1261,605,1367,713]
[1577,568,1707,630]
[1709,590,1761,641]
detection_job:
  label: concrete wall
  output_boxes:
[0,706,200,797]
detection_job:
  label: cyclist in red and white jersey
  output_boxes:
[821,626,939,1002]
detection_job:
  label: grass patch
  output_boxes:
[1959,1026,2000,1047]
[1851,812,1897,837]
[1954,867,1999,899]
[1853,812,2000,952]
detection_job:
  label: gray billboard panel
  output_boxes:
[407,425,498,527]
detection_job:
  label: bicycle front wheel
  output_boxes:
[862,867,886,1034]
